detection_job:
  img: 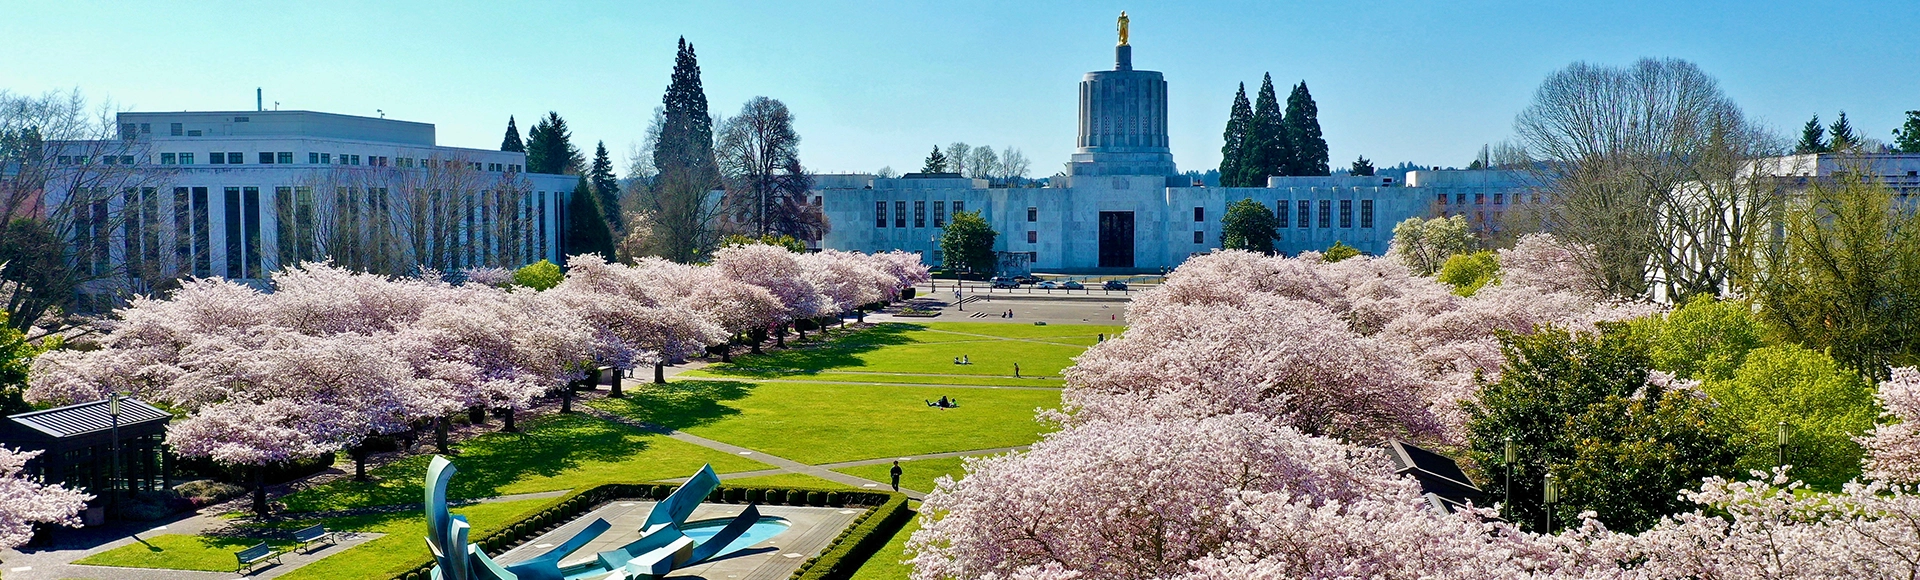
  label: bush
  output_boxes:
[1321,241,1361,263]
[793,495,913,580]
[513,259,564,291]
[806,491,824,506]
[174,479,246,506]
[785,489,803,504]
[1437,250,1499,296]
[900,287,916,300]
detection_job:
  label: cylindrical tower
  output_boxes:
[1070,44,1176,177]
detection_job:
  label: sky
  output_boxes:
[4,1,1917,177]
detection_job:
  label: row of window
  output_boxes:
[1437,192,1540,206]
[150,152,522,173]
[56,155,137,165]
[875,200,964,228]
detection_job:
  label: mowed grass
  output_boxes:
[75,534,296,572]
[281,413,767,513]
[591,381,1052,465]
[701,322,1121,379]
[680,370,1065,388]
[276,498,551,580]
[835,455,991,494]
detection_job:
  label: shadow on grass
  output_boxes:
[594,379,756,432]
[700,323,924,378]
[279,413,662,512]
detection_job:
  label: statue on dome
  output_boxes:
[1118,11,1129,46]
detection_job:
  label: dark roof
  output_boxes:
[8,397,171,439]
[1385,439,1486,513]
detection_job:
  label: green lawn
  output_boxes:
[277,498,551,580]
[75,534,296,572]
[849,511,922,580]
[835,455,993,494]
[705,322,1119,379]
[681,369,1064,388]
[591,381,1052,465]
[720,472,859,490]
[281,413,767,512]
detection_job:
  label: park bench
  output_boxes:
[293,523,336,552]
[234,541,281,574]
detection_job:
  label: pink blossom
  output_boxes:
[1863,367,1920,484]
[0,446,91,551]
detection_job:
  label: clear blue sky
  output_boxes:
[5,1,1916,176]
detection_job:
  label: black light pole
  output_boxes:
[1542,472,1561,534]
[108,393,123,511]
[1503,436,1516,519]
[1776,421,1790,469]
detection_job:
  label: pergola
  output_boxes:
[0,396,172,495]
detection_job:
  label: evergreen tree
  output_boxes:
[922,146,949,173]
[500,116,525,153]
[1350,155,1375,176]
[1244,74,1290,184]
[655,37,718,180]
[526,112,583,175]
[1219,84,1253,187]
[1220,198,1276,254]
[562,177,616,261]
[1795,114,1828,154]
[589,142,622,232]
[1284,82,1329,176]
[940,210,998,274]
[1894,111,1920,154]
[1829,111,1858,152]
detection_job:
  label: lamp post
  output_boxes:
[108,393,123,511]
[1776,420,1790,469]
[1503,436,1516,519]
[1542,472,1561,534]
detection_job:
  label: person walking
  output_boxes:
[1013,363,1021,378]
[890,461,903,491]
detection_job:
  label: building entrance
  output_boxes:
[1098,211,1134,268]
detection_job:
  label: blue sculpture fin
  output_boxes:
[688,504,762,564]
[504,517,612,580]
[647,464,719,529]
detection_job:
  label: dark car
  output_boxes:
[1062,281,1085,290]
[1103,280,1129,291]
[990,276,1020,289]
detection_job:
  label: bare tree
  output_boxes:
[967,146,999,181]
[1000,147,1030,184]
[288,154,533,278]
[1512,58,1780,301]
[715,97,823,241]
[0,89,173,335]
[946,142,972,176]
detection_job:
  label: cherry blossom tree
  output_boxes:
[711,242,827,349]
[1863,367,1920,485]
[0,447,91,551]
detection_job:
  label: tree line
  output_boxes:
[1217,74,1330,187]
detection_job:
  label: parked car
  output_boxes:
[1036,281,1059,289]
[1103,280,1130,291]
[990,276,1020,289]
[1062,281,1084,290]
[1015,275,1042,285]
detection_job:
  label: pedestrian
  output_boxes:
[890,460,903,491]
[1014,363,1021,378]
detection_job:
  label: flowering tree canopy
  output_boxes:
[0,446,91,550]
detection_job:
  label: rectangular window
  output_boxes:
[225,152,241,164]
[309,152,320,164]
[243,186,261,277]
[1276,200,1289,228]
[1193,206,1204,222]
[121,123,137,139]
[141,123,150,134]
[1531,193,1542,204]
[876,201,888,228]
[1436,193,1448,205]
[1298,200,1310,229]
[1475,193,1485,205]
[1318,200,1331,228]
[102,156,117,166]
[914,200,926,228]
[1361,199,1375,228]
[209,152,225,165]
[538,192,548,259]
[121,155,134,165]
[192,187,211,277]
[277,152,293,165]
[1027,230,1037,244]
[225,187,243,278]
[1494,193,1504,205]
[350,155,361,165]
[1340,199,1353,228]
[1456,193,1467,205]
[933,201,947,227]
[895,201,907,228]
[1027,207,1038,222]
[1194,230,1205,244]
[321,153,332,164]
[170,123,183,136]
[174,187,191,274]
[952,201,964,214]
[161,153,176,165]
[187,130,202,137]
[259,152,275,164]
[180,153,194,165]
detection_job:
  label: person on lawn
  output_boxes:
[890,461,903,491]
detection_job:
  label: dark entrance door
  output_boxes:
[1098,211,1134,268]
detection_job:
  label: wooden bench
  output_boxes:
[292,524,336,552]
[234,542,280,574]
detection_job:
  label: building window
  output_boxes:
[170,123,183,136]
[160,153,176,165]
[1456,193,1466,205]
[187,130,203,137]
[1027,207,1038,222]
[1475,193,1486,205]
[1531,193,1542,204]
[1276,200,1289,228]
[1193,206,1204,222]
[209,152,224,165]
[894,201,907,228]
[309,152,320,164]
[1340,199,1353,228]
[1194,230,1205,244]
[1298,200,1310,229]
[1494,193,1504,205]
[350,155,362,165]
[952,201,963,214]
[1318,200,1331,228]
[876,201,887,227]
[914,200,927,228]
[933,201,947,227]
[122,155,135,165]
[1028,230,1037,244]
[1361,199,1375,228]
[1436,193,1448,205]
[227,152,243,164]
[258,152,273,164]
[179,153,194,164]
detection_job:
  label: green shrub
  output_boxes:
[785,490,803,504]
[793,494,912,580]
[1436,250,1499,296]
[1321,241,1361,263]
[806,491,823,506]
[512,259,564,290]
[826,492,841,506]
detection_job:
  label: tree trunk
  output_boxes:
[468,406,487,425]
[436,416,451,453]
[750,328,766,354]
[654,362,666,384]
[498,407,517,432]
[797,323,806,342]
[252,468,270,517]
[720,342,732,363]
[775,324,787,348]
[561,382,574,413]
[609,369,624,398]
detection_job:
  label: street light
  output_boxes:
[108,393,124,510]
[1776,420,1791,468]
[1542,472,1561,534]
[1503,437,1517,519]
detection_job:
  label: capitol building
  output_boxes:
[813,25,1526,273]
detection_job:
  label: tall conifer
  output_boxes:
[1829,111,1858,152]
[526,112,583,175]
[1284,82,1329,176]
[1219,84,1252,187]
[501,116,524,153]
[1245,74,1290,184]
[656,37,717,180]
[1795,115,1828,154]
[563,177,616,261]
[589,142,622,231]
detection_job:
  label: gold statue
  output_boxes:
[1117,11,1129,46]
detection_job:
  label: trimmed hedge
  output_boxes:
[389,483,900,580]
[789,493,914,580]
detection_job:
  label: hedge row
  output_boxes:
[389,484,901,580]
[789,493,914,580]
